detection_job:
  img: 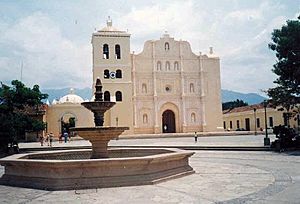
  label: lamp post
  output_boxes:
[263,101,270,146]
[254,108,257,135]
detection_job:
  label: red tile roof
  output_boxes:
[223,103,267,114]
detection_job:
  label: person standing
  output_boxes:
[49,133,54,147]
[63,132,68,143]
[45,133,50,146]
[39,134,44,146]
[194,132,198,143]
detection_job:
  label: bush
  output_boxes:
[271,125,299,151]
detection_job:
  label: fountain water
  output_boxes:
[0,79,194,190]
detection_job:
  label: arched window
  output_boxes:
[143,114,148,124]
[191,113,196,123]
[115,44,121,59]
[142,83,147,93]
[104,91,110,101]
[157,61,161,71]
[174,61,179,70]
[165,42,169,50]
[104,69,109,79]
[116,91,122,102]
[103,44,109,59]
[165,61,170,71]
[116,69,122,78]
[190,83,195,93]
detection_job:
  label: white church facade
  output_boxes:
[92,19,223,134]
[46,19,223,136]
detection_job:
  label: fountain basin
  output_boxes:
[81,101,115,112]
[71,126,129,158]
[0,148,194,190]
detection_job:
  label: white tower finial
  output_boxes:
[163,30,170,38]
[209,47,213,54]
[107,16,112,27]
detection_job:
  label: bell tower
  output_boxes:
[91,17,133,133]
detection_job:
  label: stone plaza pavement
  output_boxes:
[19,134,277,149]
[1,134,300,203]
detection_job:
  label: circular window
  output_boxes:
[165,86,171,92]
[110,72,116,79]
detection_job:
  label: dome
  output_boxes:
[58,88,84,104]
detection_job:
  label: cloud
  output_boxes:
[0,12,91,89]
[220,13,289,94]
[0,0,298,95]
[111,0,292,95]
[116,0,207,53]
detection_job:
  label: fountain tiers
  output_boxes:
[71,126,128,158]
[69,77,130,159]
[0,78,195,190]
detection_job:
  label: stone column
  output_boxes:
[91,140,109,158]
[152,41,160,133]
[199,54,206,130]
[132,52,137,129]
[179,40,186,132]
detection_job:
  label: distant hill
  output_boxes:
[42,88,266,105]
[221,90,266,105]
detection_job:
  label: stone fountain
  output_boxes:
[72,78,128,158]
[0,79,195,190]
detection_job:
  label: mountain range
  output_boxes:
[42,88,266,105]
[221,89,266,104]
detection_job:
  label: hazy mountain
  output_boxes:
[221,89,266,105]
[42,88,266,105]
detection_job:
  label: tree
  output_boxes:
[267,15,300,125]
[222,99,248,111]
[0,80,48,153]
[61,117,76,135]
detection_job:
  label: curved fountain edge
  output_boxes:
[0,148,195,190]
[0,78,195,190]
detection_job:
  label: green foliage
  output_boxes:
[222,99,248,110]
[267,16,300,111]
[61,117,76,135]
[0,80,48,152]
[69,117,76,128]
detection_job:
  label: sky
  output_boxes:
[0,0,299,95]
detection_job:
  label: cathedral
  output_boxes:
[46,19,223,136]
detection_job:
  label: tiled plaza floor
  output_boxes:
[1,135,299,203]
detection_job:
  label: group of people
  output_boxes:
[39,133,54,147]
[39,131,71,147]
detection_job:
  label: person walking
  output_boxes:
[39,134,44,146]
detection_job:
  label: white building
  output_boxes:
[91,19,223,134]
